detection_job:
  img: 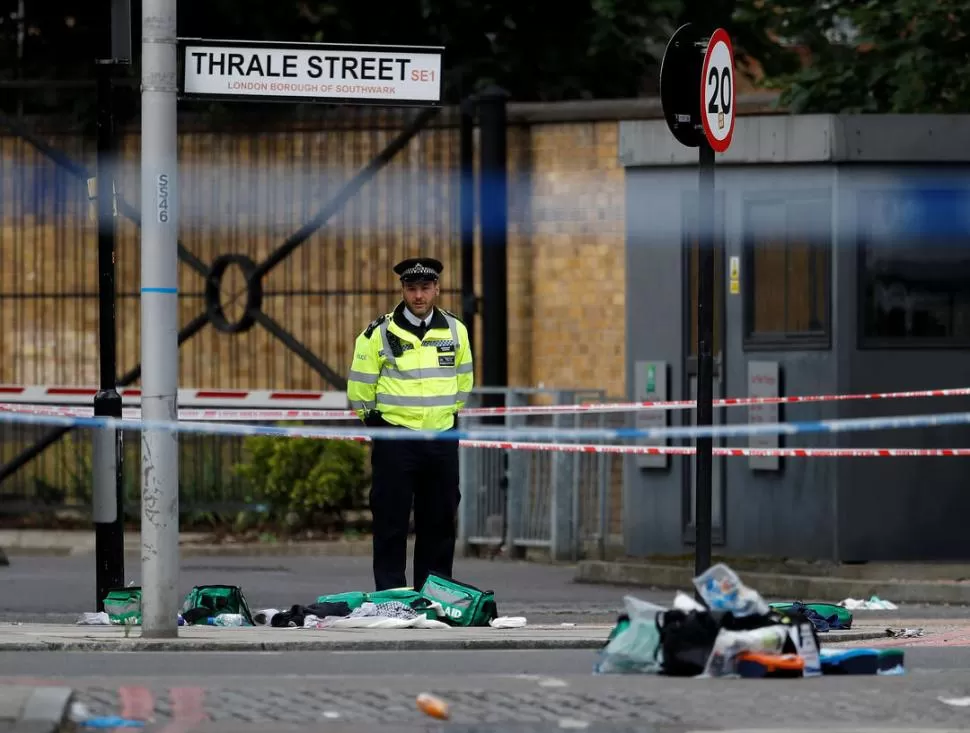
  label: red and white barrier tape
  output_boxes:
[459,440,970,458]
[1,384,969,419]
[0,385,348,409]
[0,403,355,422]
[0,403,965,458]
[277,437,970,458]
[460,386,970,417]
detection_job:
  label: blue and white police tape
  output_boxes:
[1,406,970,443]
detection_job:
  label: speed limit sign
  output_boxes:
[700,28,735,153]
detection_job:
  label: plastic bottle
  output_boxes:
[416,693,449,720]
[208,613,247,626]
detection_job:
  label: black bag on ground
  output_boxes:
[657,607,806,677]
[656,609,723,677]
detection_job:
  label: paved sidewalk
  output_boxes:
[0,622,887,652]
[0,685,73,733]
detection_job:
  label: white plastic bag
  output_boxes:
[701,624,791,678]
[692,563,769,617]
[593,595,667,675]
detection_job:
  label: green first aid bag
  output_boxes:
[103,586,142,625]
[769,601,853,629]
[316,588,438,619]
[419,574,498,627]
[315,591,368,610]
[181,585,256,625]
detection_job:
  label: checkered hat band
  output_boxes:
[403,264,437,276]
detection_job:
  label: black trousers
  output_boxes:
[369,431,460,591]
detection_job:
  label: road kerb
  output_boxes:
[576,560,970,606]
[0,628,887,653]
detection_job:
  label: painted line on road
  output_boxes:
[119,685,155,722]
[898,630,970,648]
[0,676,65,686]
[159,687,208,733]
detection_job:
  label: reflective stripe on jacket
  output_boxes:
[346,306,474,431]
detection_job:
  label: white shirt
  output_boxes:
[403,306,434,329]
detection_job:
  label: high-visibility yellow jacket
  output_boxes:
[346,304,474,431]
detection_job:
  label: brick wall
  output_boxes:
[506,119,626,398]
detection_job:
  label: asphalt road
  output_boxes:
[0,645,968,678]
[3,649,599,678]
[3,552,969,626]
[6,641,970,731]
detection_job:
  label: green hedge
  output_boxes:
[233,433,371,529]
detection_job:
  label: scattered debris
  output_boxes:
[70,702,93,722]
[886,627,925,638]
[76,612,111,626]
[78,571,523,631]
[416,692,450,720]
[537,677,568,688]
[939,696,970,707]
[558,719,591,729]
[490,616,527,628]
[594,562,905,680]
[254,609,279,625]
[841,595,898,611]
[820,647,905,675]
[769,602,852,632]
[307,613,449,630]
[78,717,145,728]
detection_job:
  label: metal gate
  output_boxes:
[0,80,467,514]
[457,387,609,561]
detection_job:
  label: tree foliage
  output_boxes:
[3,0,734,103]
[4,0,966,111]
[741,0,970,113]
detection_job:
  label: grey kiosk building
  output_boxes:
[622,114,970,562]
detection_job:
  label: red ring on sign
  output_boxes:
[699,27,735,154]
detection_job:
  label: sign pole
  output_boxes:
[140,0,180,638]
[695,139,716,577]
[660,24,734,580]
[93,0,130,612]
[694,27,734,578]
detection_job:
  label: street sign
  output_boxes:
[659,23,705,148]
[177,39,444,107]
[659,22,734,580]
[700,28,735,153]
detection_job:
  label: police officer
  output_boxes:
[347,257,474,591]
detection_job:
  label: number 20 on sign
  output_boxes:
[700,28,735,153]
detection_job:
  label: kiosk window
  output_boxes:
[743,195,831,348]
[859,189,970,346]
